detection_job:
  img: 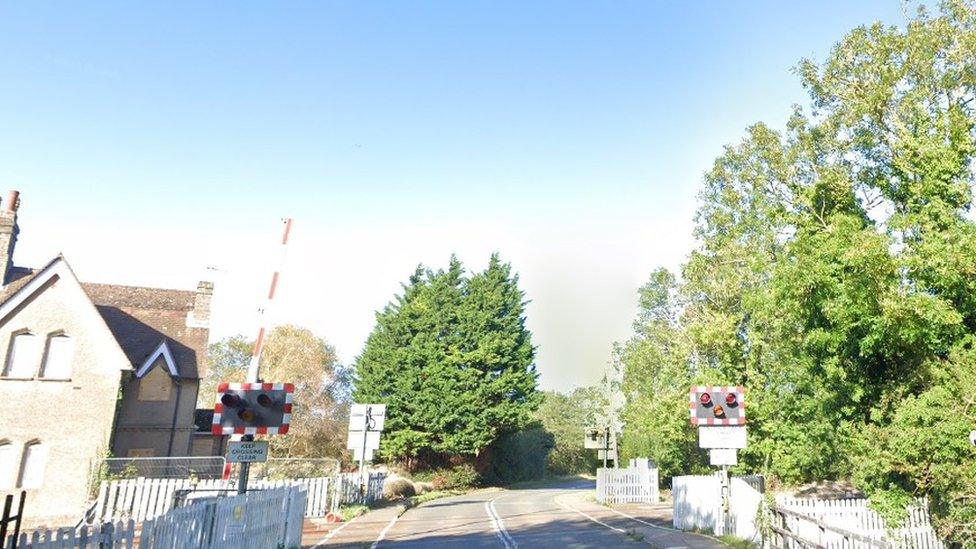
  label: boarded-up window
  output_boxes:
[126,448,155,458]
[18,441,47,489]
[138,365,172,401]
[0,441,13,489]
[41,334,74,379]
[4,332,39,378]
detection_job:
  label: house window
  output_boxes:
[17,441,47,489]
[41,334,74,379]
[0,440,12,489]
[4,331,39,378]
[137,365,172,401]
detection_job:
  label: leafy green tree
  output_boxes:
[353,254,539,469]
[533,387,603,475]
[616,2,976,542]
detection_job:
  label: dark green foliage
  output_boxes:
[533,388,602,476]
[482,424,553,485]
[353,254,539,468]
[617,2,976,543]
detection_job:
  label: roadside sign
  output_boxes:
[351,447,375,462]
[350,404,386,432]
[698,425,747,449]
[226,440,270,463]
[709,448,737,466]
[347,430,381,451]
[584,427,613,449]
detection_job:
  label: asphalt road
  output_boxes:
[340,480,722,549]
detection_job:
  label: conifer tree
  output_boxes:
[353,254,538,467]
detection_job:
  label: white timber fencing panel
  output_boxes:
[775,496,945,548]
[672,473,764,541]
[672,474,721,531]
[4,520,136,549]
[596,460,659,504]
[331,473,386,510]
[92,475,331,523]
[140,486,305,549]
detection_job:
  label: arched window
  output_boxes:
[41,333,73,379]
[0,440,13,489]
[17,440,47,489]
[4,331,39,378]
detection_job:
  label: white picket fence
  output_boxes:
[92,476,328,524]
[775,496,945,548]
[140,486,305,549]
[595,458,659,504]
[4,520,136,549]
[90,472,386,525]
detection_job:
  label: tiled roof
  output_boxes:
[81,283,208,379]
[0,266,39,301]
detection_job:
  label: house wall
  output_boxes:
[111,360,201,458]
[0,274,129,528]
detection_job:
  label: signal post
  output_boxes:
[689,385,746,536]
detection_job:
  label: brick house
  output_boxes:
[0,191,220,527]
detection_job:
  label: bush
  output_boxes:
[383,478,417,500]
[446,463,480,489]
[482,426,553,485]
[412,464,482,490]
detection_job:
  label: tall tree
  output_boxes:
[353,254,539,469]
[617,2,976,541]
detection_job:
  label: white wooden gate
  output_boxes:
[595,459,659,504]
[140,486,305,549]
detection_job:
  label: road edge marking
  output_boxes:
[370,512,400,549]
[553,494,627,534]
[310,514,360,548]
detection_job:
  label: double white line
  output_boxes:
[485,498,518,548]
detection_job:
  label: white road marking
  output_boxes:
[553,494,627,534]
[485,497,518,548]
[311,514,361,547]
[370,513,401,549]
[606,506,680,532]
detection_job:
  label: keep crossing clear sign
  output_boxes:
[226,440,270,463]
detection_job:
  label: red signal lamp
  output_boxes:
[725,393,738,406]
[220,393,241,408]
[257,393,273,408]
[713,405,726,418]
[699,392,712,406]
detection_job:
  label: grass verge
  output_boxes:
[338,504,369,522]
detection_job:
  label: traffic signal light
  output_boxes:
[689,386,745,426]
[583,428,604,449]
[212,382,294,435]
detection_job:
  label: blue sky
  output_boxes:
[0,1,907,391]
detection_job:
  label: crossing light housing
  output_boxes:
[213,382,294,435]
[690,386,745,426]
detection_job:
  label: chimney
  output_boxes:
[0,190,21,285]
[187,280,214,328]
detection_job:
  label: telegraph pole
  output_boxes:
[237,218,293,495]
